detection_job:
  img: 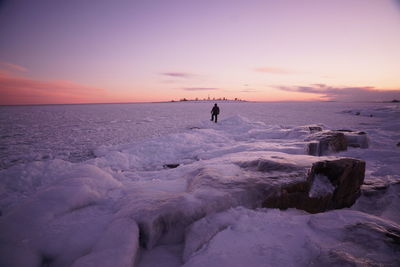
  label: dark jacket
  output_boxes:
[211,106,220,115]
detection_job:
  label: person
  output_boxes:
[210,103,220,123]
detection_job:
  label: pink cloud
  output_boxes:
[0,72,109,105]
[161,72,194,78]
[182,87,218,91]
[0,62,28,72]
[276,84,400,101]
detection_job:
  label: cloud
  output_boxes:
[254,67,297,74]
[0,61,28,72]
[0,72,109,105]
[276,84,400,101]
[182,87,218,91]
[240,89,258,93]
[161,72,194,78]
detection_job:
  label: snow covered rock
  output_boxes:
[352,179,400,223]
[307,125,323,133]
[130,152,365,249]
[305,130,369,156]
[337,129,369,148]
[309,158,365,210]
[263,158,365,213]
[306,131,347,156]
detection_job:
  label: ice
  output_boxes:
[0,102,380,169]
[308,174,335,198]
[342,131,369,148]
[0,161,123,267]
[138,245,183,267]
[71,217,139,267]
[1,101,399,266]
[183,207,400,267]
[0,160,122,214]
[123,150,348,250]
[353,182,400,223]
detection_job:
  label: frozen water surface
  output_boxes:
[0,101,399,267]
[0,101,381,169]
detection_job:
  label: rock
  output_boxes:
[337,130,369,148]
[263,158,365,213]
[310,159,365,209]
[361,180,390,197]
[308,126,323,132]
[306,131,347,156]
[163,163,180,169]
[344,222,400,248]
[306,130,369,155]
[131,152,365,248]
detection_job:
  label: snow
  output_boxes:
[0,102,379,169]
[71,217,139,267]
[309,174,335,198]
[0,161,122,266]
[182,208,400,267]
[1,101,399,267]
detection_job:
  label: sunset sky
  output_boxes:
[1,0,400,105]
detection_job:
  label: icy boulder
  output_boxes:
[306,130,369,156]
[263,158,365,213]
[337,129,369,148]
[128,152,365,249]
[306,131,347,156]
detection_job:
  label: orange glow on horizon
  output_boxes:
[1,69,399,105]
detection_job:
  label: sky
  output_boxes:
[0,0,400,105]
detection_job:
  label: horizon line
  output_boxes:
[2,99,398,107]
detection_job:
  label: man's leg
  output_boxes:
[215,115,218,123]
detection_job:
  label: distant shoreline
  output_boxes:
[1,99,399,107]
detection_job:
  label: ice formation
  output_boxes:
[0,102,399,267]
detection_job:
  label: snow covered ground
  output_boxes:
[0,101,399,266]
[0,101,380,169]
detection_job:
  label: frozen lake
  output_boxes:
[0,101,399,267]
[0,101,381,169]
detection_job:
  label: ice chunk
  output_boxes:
[305,130,347,156]
[309,174,335,198]
[342,131,369,148]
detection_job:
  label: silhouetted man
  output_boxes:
[211,103,220,123]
